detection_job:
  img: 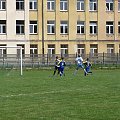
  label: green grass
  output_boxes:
[0,69,120,120]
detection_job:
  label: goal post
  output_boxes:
[0,46,23,76]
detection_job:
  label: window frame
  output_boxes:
[0,45,7,56]
[106,0,114,11]
[77,21,85,34]
[118,0,120,12]
[47,0,55,11]
[89,0,97,11]
[16,20,25,34]
[16,0,24,10]
[30,44,38,55]
[106,21,114,34]
[47,44,55,57]
[90,44,98,55]
[118,22,120,34]
[60,0,68,11]
[0,20,6,34]
[29,0,37,10]
[107,44,114,54]
[17,44,25,57]
[77,0,84,11]
[77,44,85,55]
[60,21,68,34]
[0,0,6,10]
[29,21,37,34]
[60,44,68,56]
[47,20,55,34]
[90,21,97,34]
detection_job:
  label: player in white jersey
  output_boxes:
[74,54,87,75]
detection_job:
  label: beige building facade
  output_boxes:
[0,0,120,56]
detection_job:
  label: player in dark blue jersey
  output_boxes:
[59,57,66,77]
[83,58,92,76]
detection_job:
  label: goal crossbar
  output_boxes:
[0,46,23,76]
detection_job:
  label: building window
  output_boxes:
[0,44,6,56]
[106,21,114,34]
[60,21,68,34]
[89,0,97,11]
[0,0,6,10]
[47,21,55,34]
[16,20,24,34]
[77,44,85,55]
[47,44,55,57]
[77,0,84,11]
[107,44,114,54]
[29,0,37,10]
[47,0,55,11]
[106,0,113,11]
[29,21,37,34]
[17,44,25,57]
[118,0,120,11]
[90,44,98,55]
[30,44,38,55]
[77,21,84,34]
[90,21,97,34]
[0,20,6,34]
[60,0,68,11]
[16,0,24,10]
[118,22,120,34]
[60,44,68,56]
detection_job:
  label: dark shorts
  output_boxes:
[86,66,90,72]
[59,67,64,73]
[54,66,59,71]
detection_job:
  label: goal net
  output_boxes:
[0,46,23,76]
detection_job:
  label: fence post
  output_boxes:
[47,53,48,65]
[76,52,77,58]
[3,54,5,67]
[32,54,34,68]
[38,62,39,69]
[61,53,62,58]
[117,53,119,62]
[116,53,119,68]
[101,62,102,69]
[103,52,104,65]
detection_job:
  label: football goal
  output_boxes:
[0,46,23,76]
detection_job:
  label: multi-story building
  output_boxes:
[0,0,120,56]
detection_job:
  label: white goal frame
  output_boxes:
[0,46,23,76]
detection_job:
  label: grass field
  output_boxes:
[0,68,120,120]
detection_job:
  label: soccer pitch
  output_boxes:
[0,69,120,120]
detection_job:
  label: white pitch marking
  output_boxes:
[0,88,83,98]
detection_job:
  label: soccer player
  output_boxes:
[59,57,66,77]
[83,58,92,76]
[74,54,87,75]
[53,56,60,76]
